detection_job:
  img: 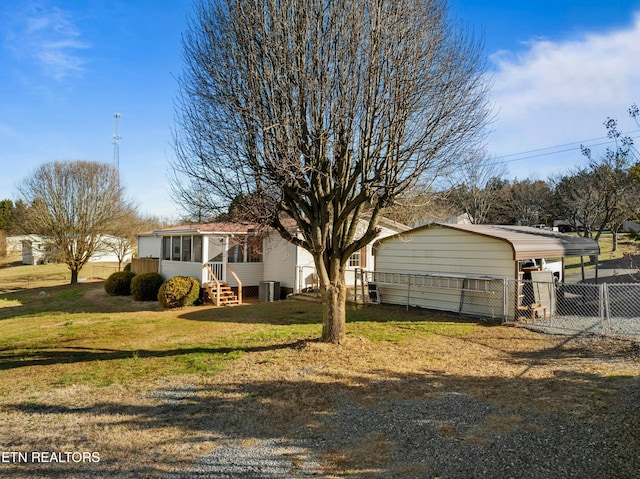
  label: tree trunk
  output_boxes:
[70,268,79,285]
[321,282,347,344]
[612,230,618,252]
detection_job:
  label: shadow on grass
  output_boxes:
[4,361,640,479]
[179,300,485,328]
[177,299,323,325]
[0,340,311,371]
[0,282,165,320]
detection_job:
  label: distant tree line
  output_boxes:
[0,199,30,235]
[400,106,640,252]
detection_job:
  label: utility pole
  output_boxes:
[112,112,121,173]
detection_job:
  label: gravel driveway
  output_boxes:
[165,381,640,478]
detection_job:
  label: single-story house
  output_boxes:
[19,235,134,265]
[136,217,407,301]
[372,223,600,319]
[20,236,50,265]
[622,221,640,233]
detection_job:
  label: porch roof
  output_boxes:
[152,222,262,235]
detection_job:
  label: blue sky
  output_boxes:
[1,0,640,219]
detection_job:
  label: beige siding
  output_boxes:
[375,228,515,278]
[401,282,504,317]
[373,227,514,317]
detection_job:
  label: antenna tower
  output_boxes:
[112,112,121,172]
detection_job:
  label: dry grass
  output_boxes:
[564,232,639,271]
[0,254,122,292]
[0,280,638,478]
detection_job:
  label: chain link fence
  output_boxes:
[513,280,640,338]
[357,271,508,320]
[357,270,640,339]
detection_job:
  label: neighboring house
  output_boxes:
[553,219,585,233]
[136,217,407,298]
[20,236,52,265]
[373,223,600,318]
[19,235,133,265]
[6,236,30,256]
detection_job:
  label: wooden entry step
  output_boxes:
[203,282,240,306]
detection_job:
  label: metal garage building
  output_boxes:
[371,223,600,320]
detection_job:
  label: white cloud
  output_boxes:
[487,12,640,179]
[5,3,90,80]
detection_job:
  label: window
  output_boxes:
[220,235,264,263]
[193,236,203,263]
[227,236,243,263]
[246,235,263,263]
[348,250,361,268]
[171,237,181,261]
[162,235,203,262]
[162,237,171,260]
[181,236,192,262]
[165,234,264,263]
[349,248,367,268]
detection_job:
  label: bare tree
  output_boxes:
[508,179,554,226]
[19,161,130,284]
[447,154,507,224]
[575,116,640,247]
[173,0,492,343]
[383,187,457,228]
[103,209,163,270]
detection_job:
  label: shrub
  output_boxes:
[104,271,136,296]
[131,272,164,301]
[158,276,200,308]
[123,263,132,272]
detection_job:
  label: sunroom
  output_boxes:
[151,223,266,300]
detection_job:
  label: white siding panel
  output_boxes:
[160,261,264,287]
[137,236,161,258]
[263,234,299,288]
[160,261,203,282]
[225,263,264,288]
[295,247,316,291]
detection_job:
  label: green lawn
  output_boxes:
[0,282,477,395]
[0,280,637,478]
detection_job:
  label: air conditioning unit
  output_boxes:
[259,281,281,302]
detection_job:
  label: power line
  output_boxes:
[487,129,640,165]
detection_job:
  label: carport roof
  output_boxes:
[426,223,600,260]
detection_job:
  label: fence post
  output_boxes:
[603,283,611,334]
[599,284,605,334]
[502,279,508,322]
